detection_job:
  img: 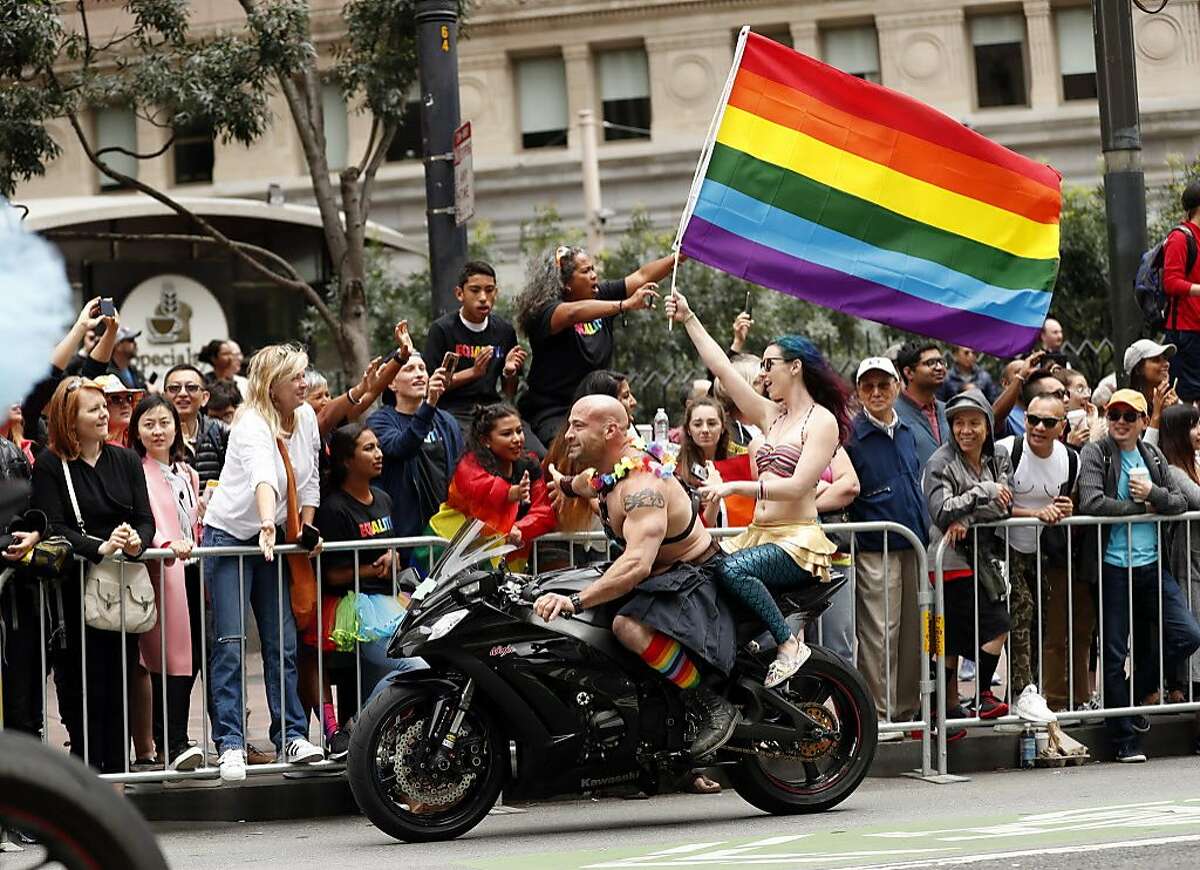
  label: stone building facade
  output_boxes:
[16,0,1200,273]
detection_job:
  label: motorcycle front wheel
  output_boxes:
[729,646,878,815]
[347,682,506,842]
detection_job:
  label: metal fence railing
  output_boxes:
[1,522,938,785]
[931,511,1200,777]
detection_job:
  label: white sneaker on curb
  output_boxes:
[170,745,205,772]
[1014,684,1057,724]
[285,738,324,765]
[219,748,247,783]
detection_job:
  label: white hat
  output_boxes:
[856,356,899,382]
[1124,338,1176,374]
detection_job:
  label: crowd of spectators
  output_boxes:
[4,177,1200,780]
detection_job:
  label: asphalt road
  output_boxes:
[146,757,1200,870]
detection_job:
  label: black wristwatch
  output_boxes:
[568,592,584,613]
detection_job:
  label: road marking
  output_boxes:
[835,833,1200,869]
[481,797,1200,870]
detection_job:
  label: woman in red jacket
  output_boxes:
[449,403,556,559]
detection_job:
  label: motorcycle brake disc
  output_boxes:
[391,717,477,807]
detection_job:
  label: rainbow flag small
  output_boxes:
[677,31,1062,358]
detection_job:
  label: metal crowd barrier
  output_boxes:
[931,510,1200,778]
[1,522,938,785]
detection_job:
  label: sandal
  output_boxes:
[764,641,812,689]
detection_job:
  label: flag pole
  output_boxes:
[669,25,751,331]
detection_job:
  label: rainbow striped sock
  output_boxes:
[641,633,700,689]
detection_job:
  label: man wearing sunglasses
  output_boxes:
[1079,389,1200,763]
[163,364,228,489]
[994,392,1081,723]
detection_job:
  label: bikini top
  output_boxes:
[754,443,802,479]
[753,404,815,480]
[599,475,701,551]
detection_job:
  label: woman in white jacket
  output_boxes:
[203,344,324,782]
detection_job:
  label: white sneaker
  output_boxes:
[1014,684,1057,724]
[219,748,247,783]
[285,738,324,765]
[170,745,205,772]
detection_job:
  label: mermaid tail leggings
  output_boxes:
[715,543,821,646]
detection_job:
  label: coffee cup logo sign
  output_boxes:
[120,275,229,384]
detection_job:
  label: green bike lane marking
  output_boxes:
[469,798,1200,869]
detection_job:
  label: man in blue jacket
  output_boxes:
[895,342,950,469]
[366,354,463,561]
[845,357,929,729]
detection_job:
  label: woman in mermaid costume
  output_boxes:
[665,290,851,688]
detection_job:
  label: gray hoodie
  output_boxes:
[922,389,1013,574]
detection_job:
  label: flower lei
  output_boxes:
[590,437,677,493]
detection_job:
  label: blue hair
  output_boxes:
[773,335,852,443]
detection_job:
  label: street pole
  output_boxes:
[579,109,604,253]
[416,0,469,320]
[1093,0,1145,387]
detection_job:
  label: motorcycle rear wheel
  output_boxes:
[729,647,878,815]
[347,682,506,843]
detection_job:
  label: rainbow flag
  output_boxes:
[677,31,1062,358]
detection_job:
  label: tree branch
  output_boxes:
[277,72,349,268]
[357,118,379,176]
[359,122,396,226]
[95,135,176,162]
[62,110,338,331]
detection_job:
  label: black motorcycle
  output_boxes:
[347,521,877,843]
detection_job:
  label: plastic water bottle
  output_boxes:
[1019,728,1036,769]
[652,407,669,443]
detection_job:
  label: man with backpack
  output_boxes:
[1154,181,1200,400]
[994,392,1078,724]
[1078,388,1200,762]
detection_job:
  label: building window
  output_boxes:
[970,14,1028,108]
[516,55,568,149]
[1056,7,1097,101]
[321,83,349,171]
[597,47,651,141]
[822,25,881,83]
[94,105,137,190]
[173,120,214,185]
[735,26,792,49]
[386,85,423,162]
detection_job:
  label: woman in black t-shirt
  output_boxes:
[515,245,678,447]
[312,423,424,754]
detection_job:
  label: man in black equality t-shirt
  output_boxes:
[515,244,678,448]
[423,261,547,454]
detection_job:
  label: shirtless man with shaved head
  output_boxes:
[534,395,740,758]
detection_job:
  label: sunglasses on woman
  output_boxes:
[1107,409,1142,424]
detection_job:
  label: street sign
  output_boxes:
[453,121,474,226]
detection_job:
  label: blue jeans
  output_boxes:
[1101,561,1200,752]
[204,527,308,753]
[361,641,427,707]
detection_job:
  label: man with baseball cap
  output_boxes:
[109,326,148,391]
[845,356,928,731]
[1079,388,1200,762]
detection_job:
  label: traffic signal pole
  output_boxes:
[416,0,469,320]
[1093,0,1146,386]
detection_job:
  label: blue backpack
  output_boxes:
[1135,225,1197,331]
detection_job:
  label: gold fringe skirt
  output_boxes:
[720,520,838,582]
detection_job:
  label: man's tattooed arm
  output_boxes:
[623,488,666,512]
